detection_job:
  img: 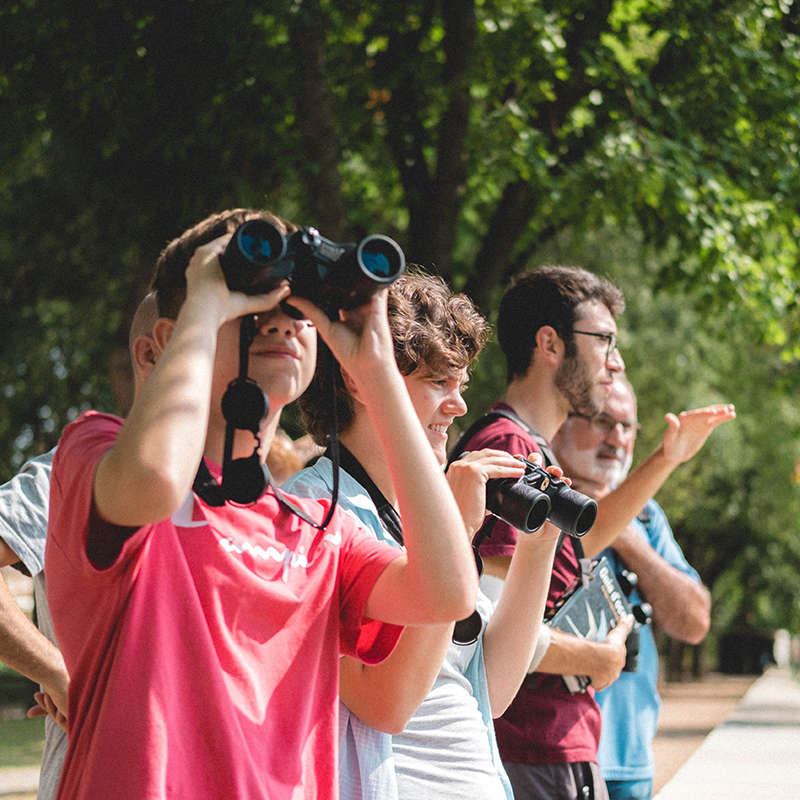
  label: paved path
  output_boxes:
[652,672,758,793]
[654,665,800,799]
[0,765,38,799]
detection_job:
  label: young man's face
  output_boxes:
[554,299,624,417]
[212,307,317,417]
[553,381,637,491]
[403,365,469,466]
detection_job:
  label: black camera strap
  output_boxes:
[193,315,341,534]
[324,444,404,547]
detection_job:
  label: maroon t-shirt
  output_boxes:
[459,402,602,764]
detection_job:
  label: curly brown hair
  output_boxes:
[299,271,489,446]
[151,208,297,319]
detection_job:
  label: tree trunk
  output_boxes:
[289,0,346,240]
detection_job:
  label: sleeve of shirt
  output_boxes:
[0,449,55,576]
[47,412,124,574]
[642,499,701,582]
[464,422,543,558]
[335,517,404,666]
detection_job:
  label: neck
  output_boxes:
[339,414,396,507]
[503,367,569,442]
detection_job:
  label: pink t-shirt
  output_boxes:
[46,411,403,799]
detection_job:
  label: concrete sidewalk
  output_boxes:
[0,765,38,799]
[654,665,800,800]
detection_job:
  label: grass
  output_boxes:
[0,717,45,768]
[0,665,45,768]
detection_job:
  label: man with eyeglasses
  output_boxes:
[553,376,723,800]
[454,265,735,800]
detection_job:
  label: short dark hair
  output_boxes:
[299,272,489,446]
[151,208,297,319]
[498,265,625,382]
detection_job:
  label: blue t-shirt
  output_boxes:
[595,499,700,782]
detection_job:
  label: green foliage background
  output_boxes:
[2,0,800,647]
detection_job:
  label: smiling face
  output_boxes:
[553,379,637,493]
[403,365,469,466]
[555,299,625,417]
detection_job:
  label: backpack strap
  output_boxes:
[448,408,557,468]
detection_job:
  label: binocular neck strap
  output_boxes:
[194,315,341,533]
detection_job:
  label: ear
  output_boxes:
[534,325,564,367]
[152,318,175,355]
[131,334,158,380]
[340,366,366,406]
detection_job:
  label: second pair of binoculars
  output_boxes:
[485,456,598,538]
[219,218,406,320]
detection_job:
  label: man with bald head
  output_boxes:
[553,376,721,800]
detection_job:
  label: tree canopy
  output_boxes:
[2,0,799,641]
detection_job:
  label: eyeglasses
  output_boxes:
[569,411,641,438]
[572,329,618,361]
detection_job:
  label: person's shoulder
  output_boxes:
[460,402,541,452]
[53,411,123,474]
[61,410,123,440]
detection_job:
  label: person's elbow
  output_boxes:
[432,567,479,622]
[682,593,712,645]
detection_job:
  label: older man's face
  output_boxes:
[553,381,638,491]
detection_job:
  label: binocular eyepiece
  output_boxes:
[219,219,406,319]
[485,456,598,537]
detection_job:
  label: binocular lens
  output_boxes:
[357,236,405,281]
[236,220,287,265]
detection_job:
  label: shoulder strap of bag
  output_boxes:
[324,444,404,547]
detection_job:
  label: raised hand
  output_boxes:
[661,404,736,466]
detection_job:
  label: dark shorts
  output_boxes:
[503,761,610,800]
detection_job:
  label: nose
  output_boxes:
[607,346,625,372]
[605,422,627,448]
[443,387,468,418]
[254,306,304,338]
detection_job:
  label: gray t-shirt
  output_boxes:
[0,449,66,800]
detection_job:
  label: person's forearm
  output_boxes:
[339,623,452,734]
[95,292,219,527]
[536,627,606,677]
[612,528,710,644]
[482,529,559,716]
[0,579,68,711]
[359,365,476,622]
[581,445,676,558]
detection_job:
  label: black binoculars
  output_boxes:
[485,456,598,537]
[219,219,406,319]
